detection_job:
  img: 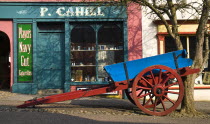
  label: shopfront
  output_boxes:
[0,2,142,97]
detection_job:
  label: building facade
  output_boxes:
[141,0,210,85]
[0,0,142,97]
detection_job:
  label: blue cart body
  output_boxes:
[104,50,193,82]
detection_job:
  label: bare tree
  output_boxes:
[186,0,210,115]
[121,0,210,116]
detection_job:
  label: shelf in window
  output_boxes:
[70,81,109,85]
[71,65,96,67]
[98,49,123,51]
[71,49,123,52]
[98,65,107,67]
[71,50,96,52]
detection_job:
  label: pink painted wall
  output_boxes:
[127,2,142,61]
[0,20,14,89]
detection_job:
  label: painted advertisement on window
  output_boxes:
[18,24,33,82]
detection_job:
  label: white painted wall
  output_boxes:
[141,0,204,58]
[142,9,158,58]
[169,89,210,101]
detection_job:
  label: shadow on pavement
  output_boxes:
[35,97,148,116]
[195,101,210,116]
[0,110,157,124]
[70,98,147,115]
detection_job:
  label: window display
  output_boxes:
[70,22,124,83]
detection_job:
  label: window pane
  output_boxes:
[165,36,188,53]
[71,24,95,43]
[189,36,196,59]
[98,23,124,81]
[70,24,96,82]
[165,36,177,53]
[180,36,187,50]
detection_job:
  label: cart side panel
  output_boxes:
[104,50,193,82]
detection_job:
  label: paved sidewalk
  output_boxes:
[1,90,210,124]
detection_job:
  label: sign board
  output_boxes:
[17,24,33,82]
[0,3,127,19]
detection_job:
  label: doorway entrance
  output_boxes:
[36,22,65,90]
[0,31,10,89]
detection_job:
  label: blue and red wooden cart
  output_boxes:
[17,50,199,116]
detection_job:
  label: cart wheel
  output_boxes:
[125,88,168,107]
[132,65,184,116]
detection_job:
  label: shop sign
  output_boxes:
[17,24,33,82]
[40,7,105,17]
[0,3,127,19]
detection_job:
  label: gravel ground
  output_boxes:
[0,90,210,124]
[0,90,16,99]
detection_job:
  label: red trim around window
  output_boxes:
[157,32,196,35]
[169,85,210,90]
[153,20,210,25]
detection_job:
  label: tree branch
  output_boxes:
[134,0,175,38]
[193,0,210,69]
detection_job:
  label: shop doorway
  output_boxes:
[37,32,65,89]
[0,31,10,89]
[36,22,65,90]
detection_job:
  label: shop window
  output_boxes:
[70,23,124,83]
[70,24,96,82]
[189,36,196,59]
[165,36,196,59]
[165,36,177,52]
[98,24,124,81]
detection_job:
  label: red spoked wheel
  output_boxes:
[125,89,168,108]
[125,88,168,107]
[132,65,184,116]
